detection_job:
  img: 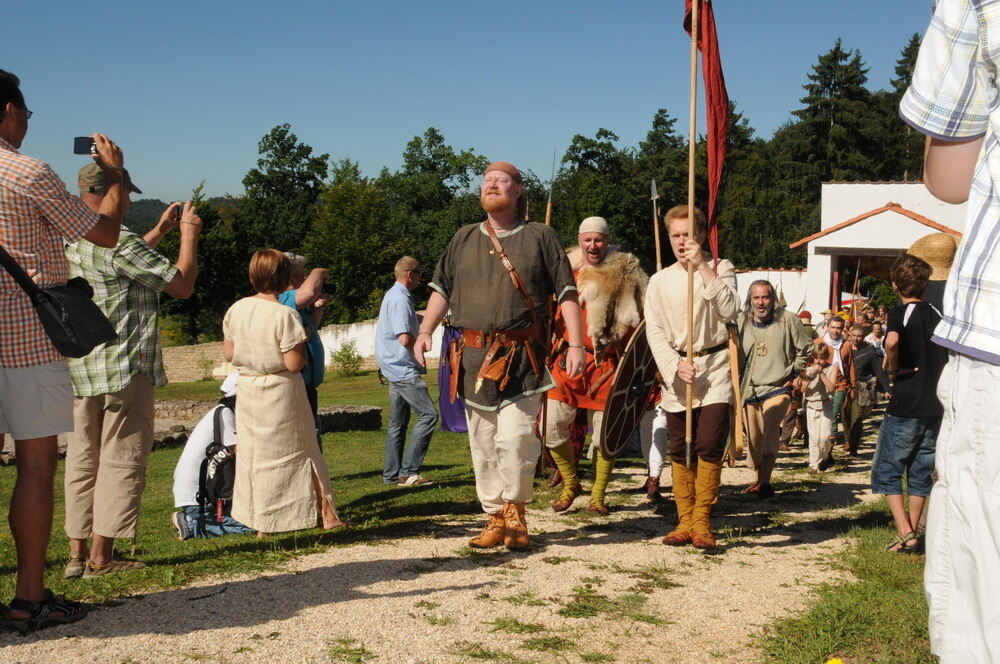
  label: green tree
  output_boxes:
[235,124,329,254]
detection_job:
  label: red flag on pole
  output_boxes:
[684,0,729,267]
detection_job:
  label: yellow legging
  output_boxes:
[590,448,615,505]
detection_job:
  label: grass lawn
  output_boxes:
[2,371,933,663]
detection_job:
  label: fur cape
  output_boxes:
[567,246,649,352]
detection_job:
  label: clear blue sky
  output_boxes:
[6,1,931,202]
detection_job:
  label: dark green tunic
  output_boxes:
[430,221,576,411]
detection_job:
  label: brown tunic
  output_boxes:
[430,221,575,411]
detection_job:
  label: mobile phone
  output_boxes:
[73,136,95,155]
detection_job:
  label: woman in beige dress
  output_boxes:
[223,249,341,533]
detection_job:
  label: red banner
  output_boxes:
[684,0,729,267]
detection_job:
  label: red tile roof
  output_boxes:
[788,203,962,249]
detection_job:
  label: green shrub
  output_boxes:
[330,339,364,377]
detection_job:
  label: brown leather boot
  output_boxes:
[551,480,582,512]
[469,512,505,548]
[691,458,723,550]
[502,502,530,549]
[645,476,662,501]
[662,461,696,546]
[546,468,563,488]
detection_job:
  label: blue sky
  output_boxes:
[6,1,931,202]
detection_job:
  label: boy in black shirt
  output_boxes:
[871,254,947,553]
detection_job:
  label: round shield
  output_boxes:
[599,320,659,459]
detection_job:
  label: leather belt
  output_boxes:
[462,322,544,349]
[673,341,728,358]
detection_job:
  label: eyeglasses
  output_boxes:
[407,269,423,277]
[20,106,32,119]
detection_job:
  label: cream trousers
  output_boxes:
[466,397,542,514]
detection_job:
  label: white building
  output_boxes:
[789,182,965,316]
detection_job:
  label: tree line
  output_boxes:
[130,36,923,344]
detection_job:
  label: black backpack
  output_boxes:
[197,404,237,523]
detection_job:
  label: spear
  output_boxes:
[545,146,557,226]
[684,0,700,469]
[652,179,662,270]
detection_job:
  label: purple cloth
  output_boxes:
[438,325,468,433]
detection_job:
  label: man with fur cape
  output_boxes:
[545,217,648,514]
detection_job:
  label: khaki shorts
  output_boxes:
[0,362,73,440]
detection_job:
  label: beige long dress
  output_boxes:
[223,297,336,533]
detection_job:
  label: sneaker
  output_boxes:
[398,475,434,487]
[172,511,193,541]
[82,557,146,579]
[64,555,86,579]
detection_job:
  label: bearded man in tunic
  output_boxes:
[645,205,739,549]
[545,216,648,515]
[415,161,584,549]
[736,280,813,499]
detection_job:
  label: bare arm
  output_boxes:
[223,338,234,363]
[282,342,307,372]
[923,135,984,204]
[883,331,900,377]
[414,290,450,367]
[398,333,414,349]
[295,268,328,308]
[162,202,201,300]
[143,202,183,249]
[558,291,586,377]
[83,133,125,248]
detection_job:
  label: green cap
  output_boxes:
[77,163,142,195]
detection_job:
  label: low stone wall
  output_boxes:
[152,401,382,451]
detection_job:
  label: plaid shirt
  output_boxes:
[0,137,100,368]
[900,0,1000,365]
[65,230,177,396]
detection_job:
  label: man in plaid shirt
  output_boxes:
[901,1,1000,660]
[0,70,126,630]
[63,164,201,579]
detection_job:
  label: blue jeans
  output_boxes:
[182,504,256,539]
[383,377,438,483]
[871,413,940,497]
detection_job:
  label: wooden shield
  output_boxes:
[599,320,658,459]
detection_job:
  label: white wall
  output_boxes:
[317,318,444,364]
[734,269,810,316]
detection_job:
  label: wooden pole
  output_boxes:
[652,180,662,271]
[544,146,556,226]
[684,0,700,469]
[851,257,862,320]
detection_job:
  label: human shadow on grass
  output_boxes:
[332,463,467,483]
[0,556,498,645]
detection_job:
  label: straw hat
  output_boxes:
[909,232,958,280]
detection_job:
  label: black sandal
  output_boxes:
[5,590,87,633]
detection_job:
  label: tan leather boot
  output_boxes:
[691,458,723,550]
[469,512,505,548]
[502,502,530,549]
[662,461,696,546]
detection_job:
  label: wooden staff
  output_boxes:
[850,257,862,320]
[725,324,745,464]
[684,0,700,469]
[652,179,662,271]
[544,146,556,227]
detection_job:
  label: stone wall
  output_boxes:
[161,341,228,382]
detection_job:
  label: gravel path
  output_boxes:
[1,435,882,664]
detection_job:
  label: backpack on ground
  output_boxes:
[197,404,236,523]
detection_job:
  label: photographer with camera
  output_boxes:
[0,69,128,631]
[280,254,330,442]
[62,162,201,580]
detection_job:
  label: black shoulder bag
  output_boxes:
[0,244,117,358]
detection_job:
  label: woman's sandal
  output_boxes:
[886,530,920,554]
[4,590,87,633]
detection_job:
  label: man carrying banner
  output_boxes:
[545,217,647,515]
[415,161,583,550]
[645,205,739,549]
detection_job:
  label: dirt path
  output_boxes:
[1,436,882,664]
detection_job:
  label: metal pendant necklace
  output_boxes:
[749,320,771,357]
